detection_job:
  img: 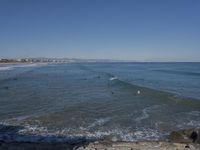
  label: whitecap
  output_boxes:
[187,111,200,116]
[0,66,13,71]
[109,76,118,81]
[81,118,111,130]
[0,63,45,71]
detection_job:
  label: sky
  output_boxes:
[0,0,200,61]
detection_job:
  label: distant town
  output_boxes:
[0,58,124,63]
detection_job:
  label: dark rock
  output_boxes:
[185,145,190,148]
[170,130,189,143]
[190,131,198,142]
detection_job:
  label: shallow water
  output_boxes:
[0,62,200,142]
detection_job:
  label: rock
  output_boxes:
[190,131,198,143]
[76,141,200,150]
[169,128,200,144]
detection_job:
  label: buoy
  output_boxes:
[137,90,141,94]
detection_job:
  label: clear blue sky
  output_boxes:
[0,0,200,61]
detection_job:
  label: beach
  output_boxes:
[1,131,200,150]
[0,124,200,150]
[0,141,199,150]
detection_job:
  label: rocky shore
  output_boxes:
[0,140,199,150]
[77,141,200,150]
[0,128,200,150]
[77,128,200,150]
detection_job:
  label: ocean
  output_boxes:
[0,62,200,142]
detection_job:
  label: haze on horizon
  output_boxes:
[0,0,200,62]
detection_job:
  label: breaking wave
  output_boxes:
[0,122,166,142]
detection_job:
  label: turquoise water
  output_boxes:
[0,63,200,142]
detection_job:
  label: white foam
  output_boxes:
[14,64,38,68]
[135,105,161,122]
[87,128,163,141]
[176,111,200,129]
[15,123,161,141]
[135,109,149,122]
[0,63,44,71]
[0,119,165,142]
[80,118,111,131]
[87,118,110,129]
[18,125,49,135]
[109,76,118,81]
[177,120,200,129]
[0,122,166,142]
[0,66,13,71]
[187,111,200,116]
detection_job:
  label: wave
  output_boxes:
[1,116,165,142]
[78,64,200,100]
[186,111,200,117]
[0,64,47,83]
[77,64,200,106]
[86,118,111,129]
[109,76,118,81]
[106,72,200,106]
[135,105,161,122]
[0,64,43,71]
[0,123,165,142]
[0,66,13,71]
[176,120,200,129]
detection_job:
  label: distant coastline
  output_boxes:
[0,58,125,65]
[1,58,200,64]
[0,58,67,64]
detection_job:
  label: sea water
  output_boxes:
[0,62,200,142]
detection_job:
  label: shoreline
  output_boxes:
[0,128,199,150]
[77,141,200,150]
[0,62,44,64]
[0,140,199,150]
